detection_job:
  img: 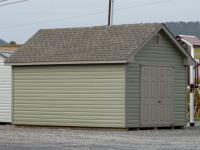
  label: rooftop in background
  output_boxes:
[0,51,14,58]
[176,35,200,47]
[0,44,21,52]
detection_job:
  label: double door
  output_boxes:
[141,66,173,127]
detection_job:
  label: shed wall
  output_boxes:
[0,58,12,122]
[126,31,187,127]
[13,65,126,127]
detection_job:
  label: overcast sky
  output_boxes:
[0,0,199,43]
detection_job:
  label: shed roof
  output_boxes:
[5,24,161,64]
[5,23,194,65]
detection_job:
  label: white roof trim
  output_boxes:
[179,35,196,38]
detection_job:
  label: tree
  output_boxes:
[9,41,17,45]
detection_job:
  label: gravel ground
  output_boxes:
[0,125,199,150]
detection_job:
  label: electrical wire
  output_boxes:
[0,11,107,30]
[0,0,29,7]
[0,0,173,29]
[0,0,10,3]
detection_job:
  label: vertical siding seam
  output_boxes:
[124,65,127,128]
[172,67,175,125]
[185,66,188,125]
[11,66,14,124]
[139,64,142,127]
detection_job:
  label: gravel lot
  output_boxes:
[0,125,199,150]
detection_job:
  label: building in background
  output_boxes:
[176,35,200,60]
[0,52,14,123]
[176,35,200,126]
[0,44,21,52]
[0,44,20,123]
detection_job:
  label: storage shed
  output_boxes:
[0,52,13,123]
[6,24,195,128]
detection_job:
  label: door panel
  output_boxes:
[157,67,173,125]
[141,66,158,126]
[141,66,173,127]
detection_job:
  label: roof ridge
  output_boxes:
[39,23,162,31]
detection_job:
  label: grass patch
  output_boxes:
[196,116,200,121]
[194,48,200,59]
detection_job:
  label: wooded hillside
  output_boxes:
[166,22,200,38]
[0,39,7,45]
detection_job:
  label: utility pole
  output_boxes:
[108,0,114,26]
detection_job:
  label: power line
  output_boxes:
[0,0,173,29]
[116,0,173,12]
[0,11,107,30]
[0,0,29,7]
[0,0,10,3]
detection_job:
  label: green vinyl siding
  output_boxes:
[125,63,140,127]
[13,65,126,128]
[125,30,187,128]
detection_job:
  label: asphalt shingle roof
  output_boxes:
[5,23,161,64]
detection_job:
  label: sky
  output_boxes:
[0,0,199,44]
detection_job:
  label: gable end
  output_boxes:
[128,24,195,66]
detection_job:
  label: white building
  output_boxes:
[176,35,200,126]
[0,52,13,123]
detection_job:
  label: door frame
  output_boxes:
[140,65,174,127]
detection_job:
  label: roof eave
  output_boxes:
[5,60,128,66]
[161,24,196,65]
